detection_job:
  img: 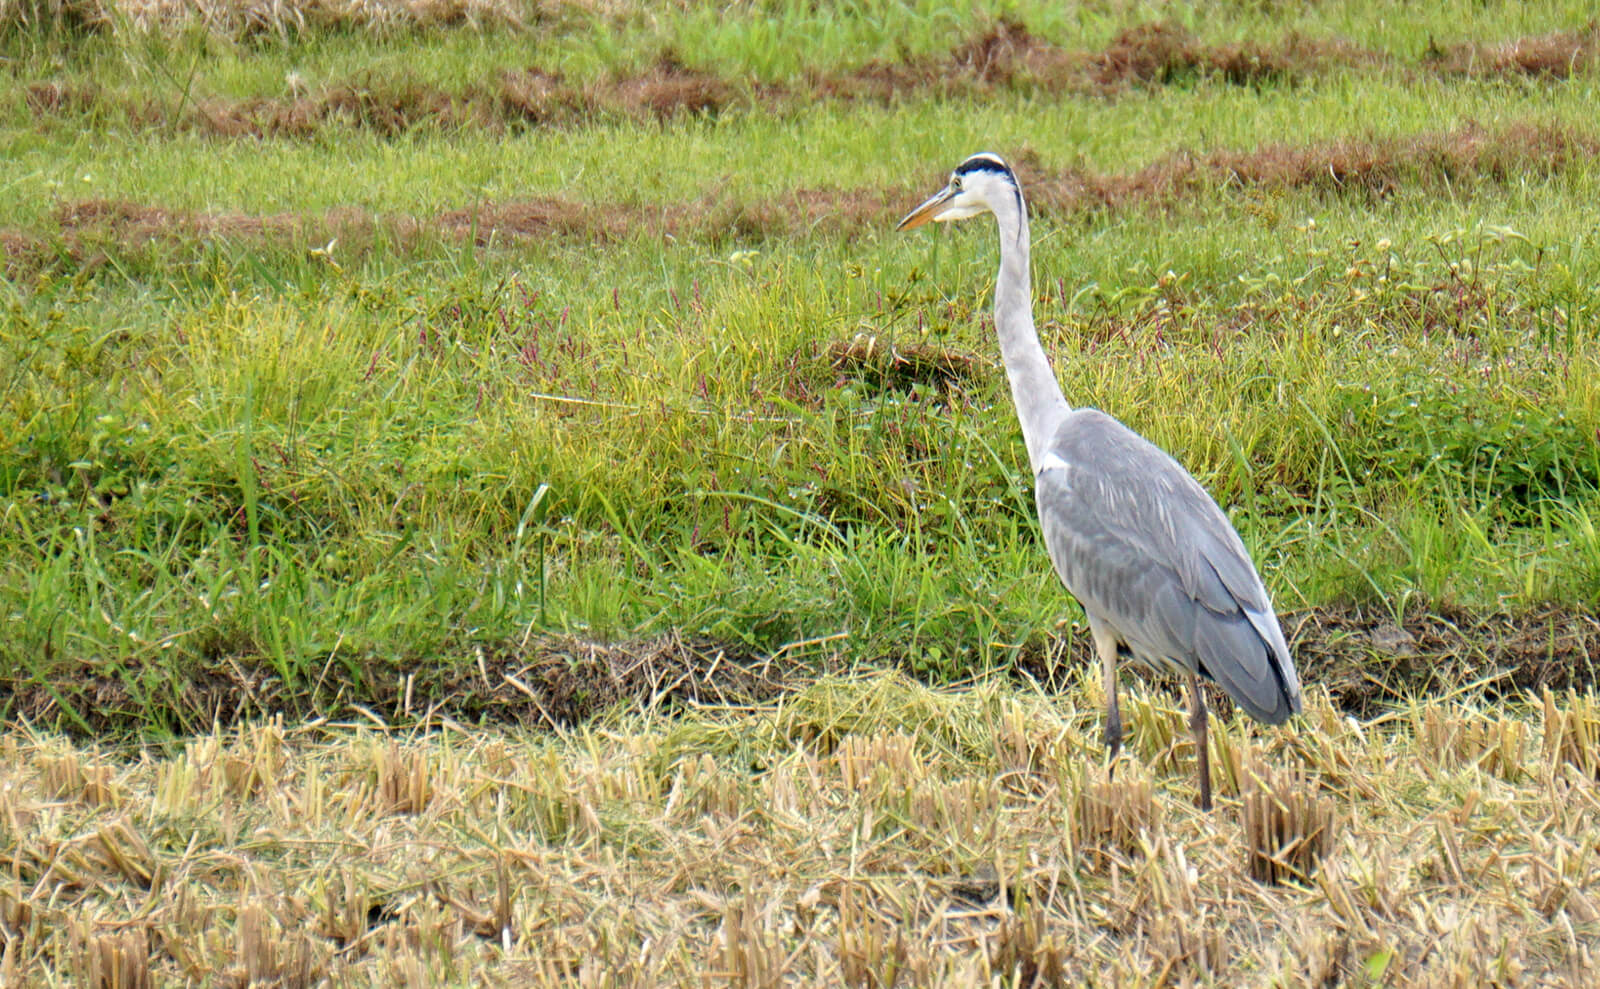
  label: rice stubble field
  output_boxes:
[3,0,1600,984]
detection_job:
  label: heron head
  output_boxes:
[896,152,1018,230]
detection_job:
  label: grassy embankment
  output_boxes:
[2,1,1600,984]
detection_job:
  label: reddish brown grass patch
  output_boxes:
[1429,22,1600,79]
[1089,21,1377,89]
[495,66,594,125]
[24,80,102,115]
[1027,121,1600,213]
[437,198,620,243]
[617,51,738,121]
[16,22,1596,144]
[946,16,1086,88]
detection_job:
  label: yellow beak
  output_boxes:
[896,186,957,231]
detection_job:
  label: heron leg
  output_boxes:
[1090,623,1122,778]
[1187,669,1212,812]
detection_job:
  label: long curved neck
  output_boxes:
[990,191,1070,473]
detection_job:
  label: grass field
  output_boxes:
[3,0,1600,984]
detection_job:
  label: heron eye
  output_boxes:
[951,176,963,191]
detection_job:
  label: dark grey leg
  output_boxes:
[1188,669,1212,811]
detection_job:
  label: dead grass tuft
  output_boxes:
[369,741,435,815]
[1412,701,1530,781]
[1241,762,1335,886]
[986,909,1071,986]
[712,898,786,989]
[232,899,326,987]
[825,333,986,397]
[836,884,923,987]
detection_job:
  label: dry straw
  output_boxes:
[3,676,1597,983]
[72,924,152,989]
[1542,687,1600,778]
[1068,760,1159,867]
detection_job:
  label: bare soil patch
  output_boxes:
[1286,603,1600,714]
[2,604,1595,737]
[1014,603,1600,721]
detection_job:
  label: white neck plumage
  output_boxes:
[988,190,1071,475]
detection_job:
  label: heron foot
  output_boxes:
[1103,713,1123,781]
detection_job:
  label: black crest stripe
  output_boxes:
[954,154,1009,177]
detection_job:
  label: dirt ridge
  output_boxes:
[5,120,1594,279]
[20,21,1600,139]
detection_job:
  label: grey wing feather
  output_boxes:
[1034,408,1301,724]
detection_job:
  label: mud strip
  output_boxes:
[3,604,1596,737]
[1016,603,1600,722]
[19,22,1598,139]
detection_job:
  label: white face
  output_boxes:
[896,156,1015,230]
[931,170,1006,222]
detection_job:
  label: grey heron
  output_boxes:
[897,152,1302,811]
